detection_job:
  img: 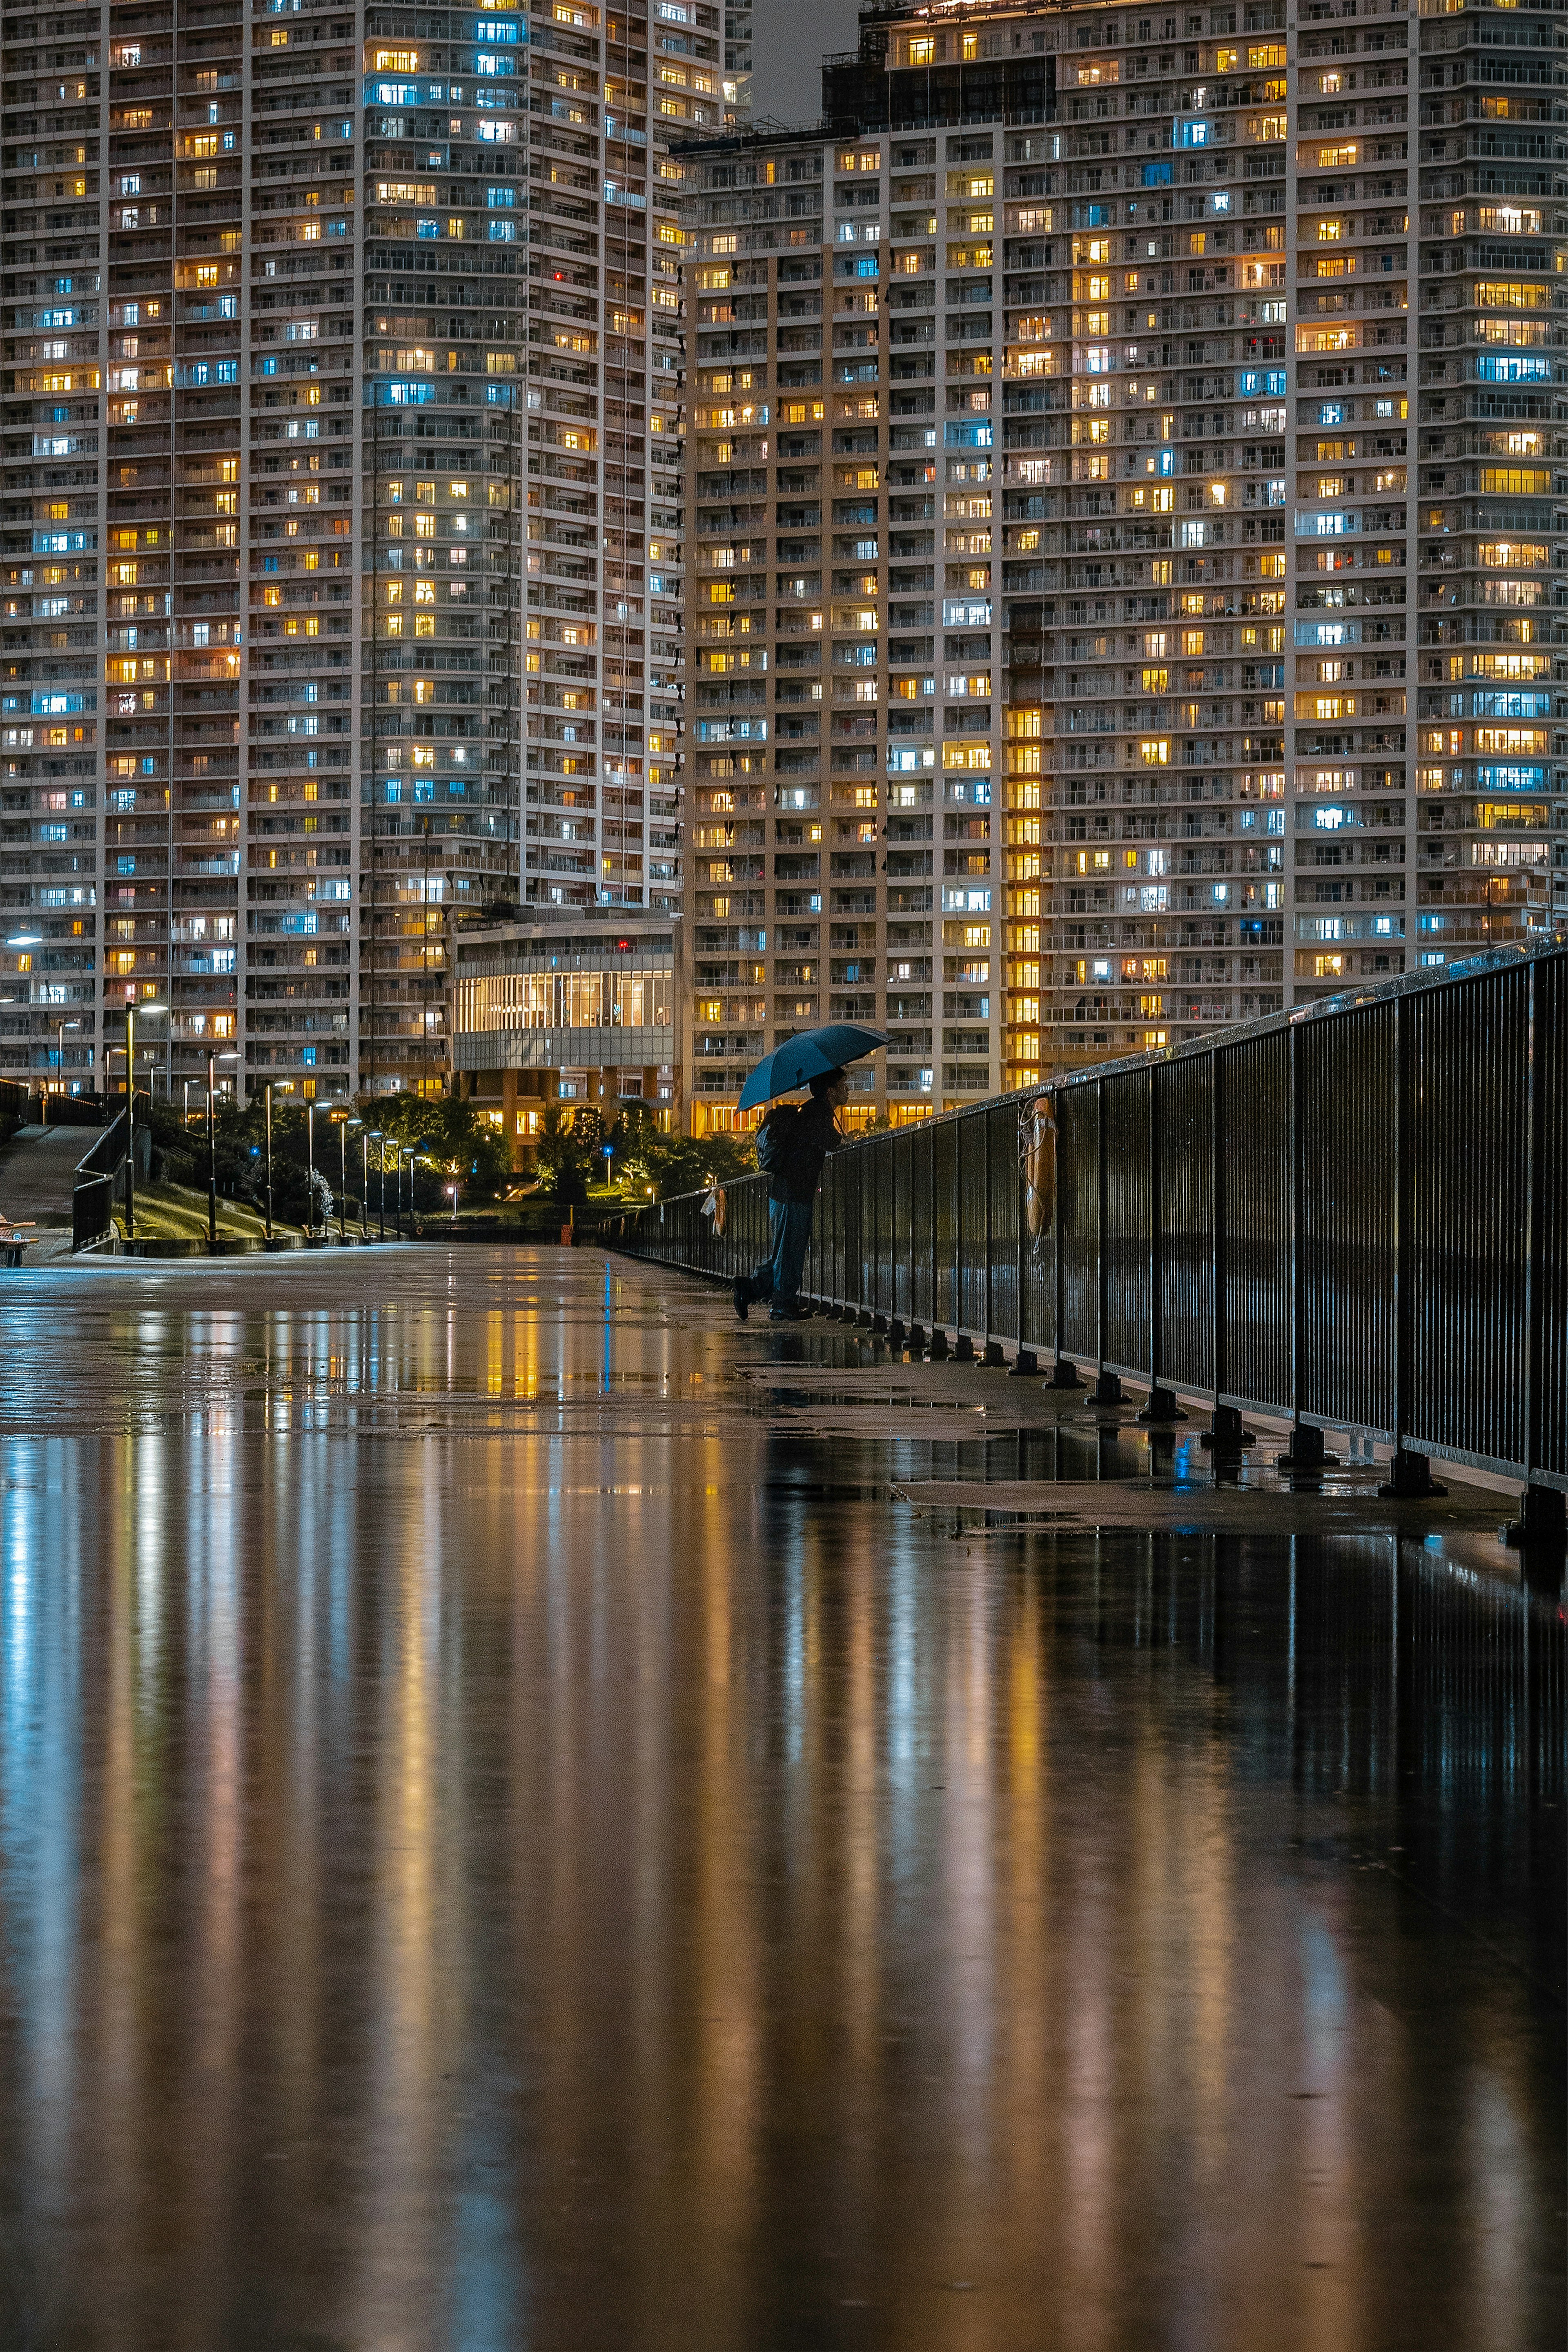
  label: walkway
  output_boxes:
[0,1120,104,1252]
[0,1246,1560,2349]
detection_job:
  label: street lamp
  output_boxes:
[50,1018,79,1121]
[205,1049,238,1248]
[120,1000,167,1243]
[306,1098,318,1240]
[263,1082,275,1244]
[336,1112,361,1244]
[369,1131,385,1242]
[445,1177,459,1223]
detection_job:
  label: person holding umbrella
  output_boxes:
[734,1067,848,1322]
[731,1020,884,1323]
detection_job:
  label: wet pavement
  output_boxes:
[0,1245,1561,2351]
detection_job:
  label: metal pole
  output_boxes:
[1380,995,1439,1496]
[421,815,431,1103]
[125,1005,135,1244]
[361,1131,369,1236]
[1049,1085,1083,1387]
[1278,1019,1325,1470]
[1138,1063,1180,1422]
[307,1100,316,1237]
[1200,1045,1247,1454]
[1505,958,1564,1553]
[206,1048,217,1247]
[264,1083,274,1243]
[1093,1076,1118,1405]
[378,1137,386,1241]
[339,1119,347,1244]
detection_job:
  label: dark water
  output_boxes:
[0,1247,1560,2351]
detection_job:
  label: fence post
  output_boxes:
[1138,1062,1183,1421]
[1048,1083,1083,1386]
[1381,990,1443,1497]
[1278,1017,1330,1470]
[1200,1045,1250,1452]
[1506,956,1566,1559]
[1093,1075,1120,1406]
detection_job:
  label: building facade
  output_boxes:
[0,0,707,1102]
[681,0,1564,1127]
[450,907,679,1157]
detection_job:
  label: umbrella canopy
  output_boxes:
[737,1024,887,1113]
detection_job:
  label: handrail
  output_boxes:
[612,939,1567,1521]
[72,1107,128,1251]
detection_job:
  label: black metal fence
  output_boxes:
[610,942,1567,1508]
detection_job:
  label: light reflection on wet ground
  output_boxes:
[0,1246,1560,2351]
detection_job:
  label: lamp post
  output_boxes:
[207,1050,218,1245]
[121,1000,167,1244]
[306,1099,317,1239]
[53,1016,79,1118]
[370,1131,385,1241]
[264,1082,274,1243]
[445,1177,459,1224]
[204,1049,238,1248]
[337,1114,361,1244]
[360,1128,370,1238]
[6,931,40,1105]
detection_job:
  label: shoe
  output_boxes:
[769,1301,810,1321]
[732,1278,750,1321]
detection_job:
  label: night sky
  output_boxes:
[750,0,861,125]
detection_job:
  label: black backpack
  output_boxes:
[755,1101,804,1178]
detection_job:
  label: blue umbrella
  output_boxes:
[738,1023,887,1112]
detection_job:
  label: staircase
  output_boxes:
[0,1123,108,1258]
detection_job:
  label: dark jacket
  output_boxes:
[771,1094,841,1206]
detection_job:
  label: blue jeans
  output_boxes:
[746,1198,813,1313]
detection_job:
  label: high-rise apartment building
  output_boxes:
[681,0,1563,1127]
[0,0,704,1100]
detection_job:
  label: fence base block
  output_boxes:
[952,1334,976,1363]
[1199,1405,1256,1450]
[1007,1348,1039,1378]
[929,1329,950,1361]
[907,1324,927,1355]
[1048,1357,1086,1391]
[1277,1424,1339,1472]
[1136,1385,1187,1425]
[1378,1447,1447,1501]
[888,1318,907,1348]
[1503,1483,1566,1572]
[1093,1370,1123,1408]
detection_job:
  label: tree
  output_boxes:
[534,1101,593,1205]
[614,1110,754,1203]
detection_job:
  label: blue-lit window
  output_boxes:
[1142,163,1172,186]
[1319,401,1344,426]
[486,185,515,205]
[1478,354,1551,383]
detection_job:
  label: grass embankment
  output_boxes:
[111,1181,309,1245]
